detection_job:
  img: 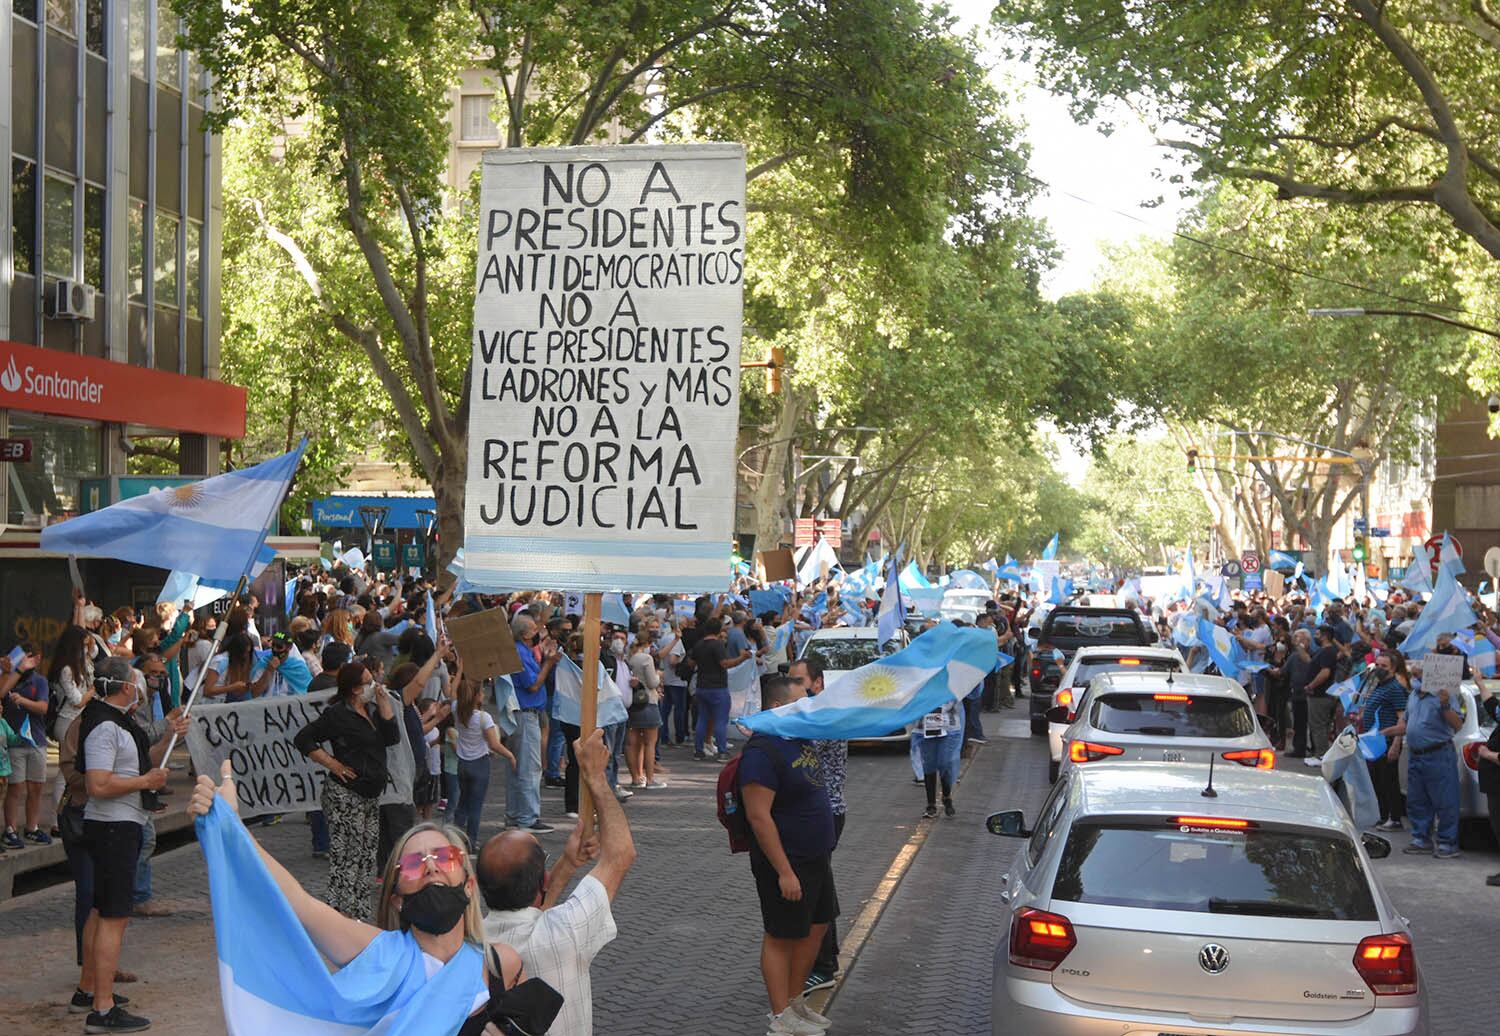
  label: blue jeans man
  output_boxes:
[505,709,544,829]
[694,686,730,755]
[1405,742,1460,853]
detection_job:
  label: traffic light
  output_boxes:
[1186,448,1198,473]
[766,346,785,394]
[1352,535,1367,563]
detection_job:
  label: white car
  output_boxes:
[1046,645,1186,783]
[987,762,1426,1035]
[937,588,992,624]
[797,626,909,744]
[1057,671,1274,780]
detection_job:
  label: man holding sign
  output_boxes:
[1390,650,1466,859]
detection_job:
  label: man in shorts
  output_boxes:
[740,675,836,1036]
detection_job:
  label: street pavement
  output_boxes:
[1,714,1495,1035]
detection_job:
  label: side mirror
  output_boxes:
[1147,628,1160,643]
[1027,628,1041,639]
[1361,832,1391,860]
[987,810,1031,838]
[1045,705,1070,724]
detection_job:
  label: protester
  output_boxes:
[1475,683,1500,886]
[625,630,665,788]
[787,656,845,995]
[738,675,836,1036]
[1357,651,1409,832]
[2,641,50,849]
[478,728,635,1036]
[292,661,401,918]
[912,695,963,819]
[78,657,182,1032]
[1391,662,1464,859]
[451,678,518,849]
[1302,625,1340,764]
[691,617,749,760]
[507,613,558,833]
[659,617,691,746]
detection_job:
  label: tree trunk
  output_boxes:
[431,446,466,572]
[749,387,802,551]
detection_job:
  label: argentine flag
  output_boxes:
[158,544,278,610]
[739,622,993,740]
[876,559,905,645]
[1042,532,1060,560]
[1400,543,1434,595]
[552,654,629,727]
[196,797,485,1035]
[1400,562,1478,656]
[43,440,306,583]
[1196,617,1268,681]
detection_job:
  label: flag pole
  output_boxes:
[579,592,602,836]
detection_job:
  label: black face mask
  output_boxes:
[398,881,470,935]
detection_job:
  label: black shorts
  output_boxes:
[83,820,143,919]
[750,851,838,940]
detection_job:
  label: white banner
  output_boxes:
[465,143,746,594]
[185,691,414,819]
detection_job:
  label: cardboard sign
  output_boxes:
[758,548,796,583]
[463,143,746,594]
[1420,652,1465,701]
[446,606,523,680]
[184,690,413,819]
[1262,569,1285,599]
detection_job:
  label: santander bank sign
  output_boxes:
[0,339,246,439]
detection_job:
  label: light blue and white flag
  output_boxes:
[1453,630,1498,678]
[552,655,629,727]
[980,558,1000,577]
[797,537,841,587]
[739,622,994,740]
[995,556,1023,583]
[601,593,632,628]
[1400,543,1434,595]
[672,599,696,619]
[897,560,932,591]
[1196,617,1268,681]
[423,591,439,643]
[877,556,906,645]
[1327,558,1350,598]
[727,657,761,721]
[338,546,366,571]
[1440,531,1465,576]
[1398,561,1478,656]
[492,674,520,736]
[1042,532,1060,561]
[905,587,945,615]
[196,797,484,1036]
[445,548,478,595]
[1268,550,1298,572]
[43,440,306,584]
[1047,575,1068,605]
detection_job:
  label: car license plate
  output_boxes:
[1161,750,1185,763]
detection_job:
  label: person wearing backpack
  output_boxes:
[2,642,51,849]
[736,675,836,1036]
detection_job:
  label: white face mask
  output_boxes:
[361,683,378,704]
[610,640,626,657]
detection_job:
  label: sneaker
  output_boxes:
[632,779,648,789]
[1486,873,1500,887]
[1433,846,1461,860]
[1376,819,1404,832]
[943,798,956,818]
[311,849,329,860]
[803,971,836,994]
[790,995,831,1030]
[1402,842,1432,855]
[526,822,555,834]
[84,1005,151,1033]
[613,786,633,801]
[766,1009,824,1036]
[967,737,990,745]
[24,828,51,845]
[70,990,128,1014]
[692,752,708,761]
[922,806,938,819]
[647,780,669,789]
[564,812,580,820]
[543,777,566,788]
[1302,755,1322,767]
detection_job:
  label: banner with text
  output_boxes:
[464,144,745,594]
[185,691,414,819]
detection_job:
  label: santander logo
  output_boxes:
[0,351,104,404]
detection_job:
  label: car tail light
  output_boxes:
[1462,743,1482,771]
[1031,667,1042,680]
[1118,658,1141,665]
[1069,741,1124,763]
[1173,815,1253,829]
[1153,693,1190,702]
[1057,688,1073,707]
[1009,907,1076,970]
[1354,934,1417,995]
[1222,748,1276,770]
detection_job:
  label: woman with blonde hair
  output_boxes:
[625,630,665,789]
[321,608,357,650]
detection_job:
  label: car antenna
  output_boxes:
[1201,752,1218,799]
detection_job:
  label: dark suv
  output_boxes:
[1026,607,1157,735]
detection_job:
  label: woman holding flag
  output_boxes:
[188,760,550,1036]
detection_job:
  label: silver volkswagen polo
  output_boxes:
[988,762,1427,1035]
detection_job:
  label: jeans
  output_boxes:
[454,755,492,849]
[505,710,543,828]
[660,684,689,743]
[309,810,330,854]
[559,722,581,814]
[132,816,156,905]
[604,723,626,789]
[694,687,730,754]
[1406,743,1460,850]
[545,718,567,780]
[963,688,984,741]
[442,770,460,823]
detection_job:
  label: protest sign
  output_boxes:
[446,606,523,681]
[185,691,413,819]
[1420,652,1465,701]
[1262,569,1285,599]
[464,143,746,595]
[758,548,796,583]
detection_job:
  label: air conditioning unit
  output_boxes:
[46,279,97,322]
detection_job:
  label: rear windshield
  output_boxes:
[1045,612,1146,643]
[1090,693,1254,738]
[803,638,899,671]
[1073,657,1181,686]
[1052,821,1378,921]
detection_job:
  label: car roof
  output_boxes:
[1069,645,1180,662]
[1071,761,1349,832]
[1089,670,1245,697]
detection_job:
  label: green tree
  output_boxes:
[1074,436,1211,570]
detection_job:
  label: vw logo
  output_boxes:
[1198,943,1230,975]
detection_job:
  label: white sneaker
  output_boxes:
[790,994,831,1030]
[767,1009,824,1036]
[633,779,649,789]
[564,812,580,820]
[647,779,669,789]
[613,786,633,801]
[1303,755,1323,767]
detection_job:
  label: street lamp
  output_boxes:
[1307,306,1500,341]
[357,504,389,572]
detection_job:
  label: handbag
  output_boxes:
[631,684,651,709]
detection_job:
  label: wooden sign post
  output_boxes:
[579,592,602,833]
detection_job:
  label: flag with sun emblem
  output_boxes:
[42,440,306,583]
[739,621,994,740]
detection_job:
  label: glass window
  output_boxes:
[1051,821,1378,921]
[154,209,179,306]
[13,0,38,21]
[45,0,73,33]
[157,12,180,89]
[801,635,903,673]
[184,219,201,317]
[1044,610,1149,644]
[43,175,76,279]
[85,0,106,55]
[1071,656,1183,687]
[1027,779,1070,868]
[460,95,498,141]
[11,159,37,276]
[1088,693,1256,738]
[128,0,147,79]
[128,200,145,300]
[83,184,105,288]
[4,416,102,527]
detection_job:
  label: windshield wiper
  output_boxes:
[1208,898,1323,918]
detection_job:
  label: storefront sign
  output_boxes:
[0,437,32,462]
[311,495,437,530]
[401,541,426,568]
[0,338,246,438]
